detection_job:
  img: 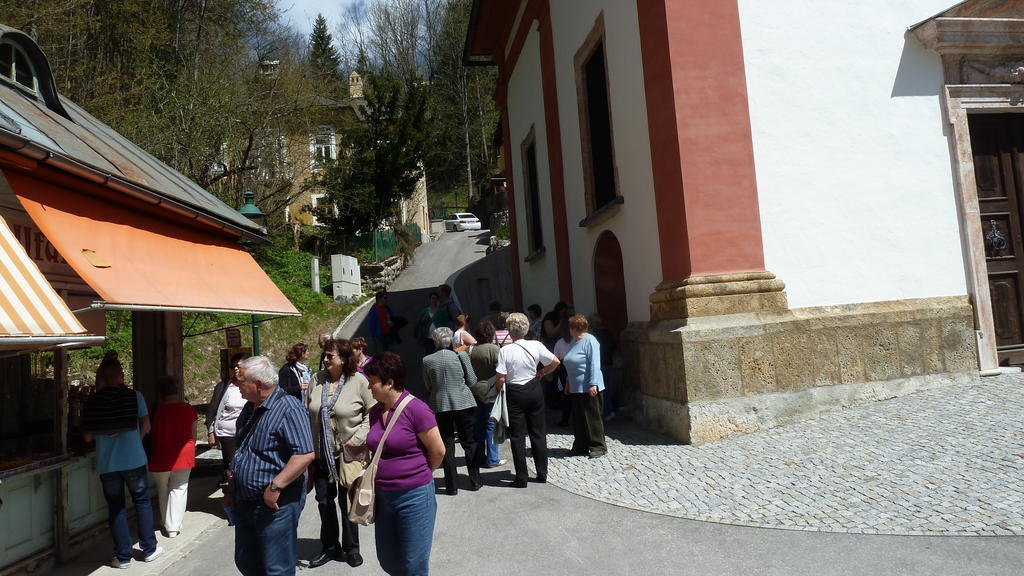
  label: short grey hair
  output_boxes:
[506,312,530,339]
[432,327,453,349]
[238,355,278,389]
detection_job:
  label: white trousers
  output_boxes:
[150,468,192,533]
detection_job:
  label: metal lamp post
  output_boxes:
[238,190,265,355]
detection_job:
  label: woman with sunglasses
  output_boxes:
[306,339,375,569]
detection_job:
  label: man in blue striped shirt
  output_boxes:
[227,355,315,576]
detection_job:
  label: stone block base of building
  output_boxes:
[621,295,978,444]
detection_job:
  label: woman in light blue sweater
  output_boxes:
[561,315,607,458]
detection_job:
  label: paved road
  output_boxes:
[163,232,1024,576]
[343,229,491,398]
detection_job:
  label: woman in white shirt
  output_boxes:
[209,356,248,470]
[452,315,477,350]
[495,313,560,488]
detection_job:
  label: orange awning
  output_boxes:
[0,212,105,349]
[8,172,299,316]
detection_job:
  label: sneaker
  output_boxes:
[166,531,180,538]
[588,450,607,459]
[143,546,165,562]
[483,459,507,469]
[110,557,132,569]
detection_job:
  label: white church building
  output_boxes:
[465,0,1024,442]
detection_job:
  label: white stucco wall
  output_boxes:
[548,0,661,322]
[738,0,968,308]
[506,26,560,311]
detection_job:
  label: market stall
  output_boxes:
[0,24,297,571]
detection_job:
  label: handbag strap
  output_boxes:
[367,394,414,473]
[457,351,473,388]
[514,341,537,365]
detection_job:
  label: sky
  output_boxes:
[278,0,361,38]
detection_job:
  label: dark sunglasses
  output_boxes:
[324,353,337,361]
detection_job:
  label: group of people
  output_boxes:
[418,293,612,489]
[81,282,615,576]
[205,335,443,576]
[80,351,198,569]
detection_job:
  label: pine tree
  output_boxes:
[312,71,428,248]
[308,14,342,96]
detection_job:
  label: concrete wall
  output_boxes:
[547,0,663,322]
[738,0,968,308]
[452,247,515,324]
[507,25,560,310]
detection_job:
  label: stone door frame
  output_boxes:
[943,84,1024,370]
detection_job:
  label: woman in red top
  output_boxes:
[149,376,197,538]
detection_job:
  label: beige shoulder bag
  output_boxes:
[347,394,414,526]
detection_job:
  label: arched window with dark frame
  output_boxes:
[0,31,71,119]
[0,39,39,95]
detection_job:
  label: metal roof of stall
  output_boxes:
[0,24,265,243]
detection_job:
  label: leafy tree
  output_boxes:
[334,0,499,210]
[312,71,427,249]
[423,0,499,206]
[0,0,312,233]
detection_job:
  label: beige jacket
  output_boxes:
[307,370,376,457]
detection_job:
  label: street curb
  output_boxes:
[334,296,375,339]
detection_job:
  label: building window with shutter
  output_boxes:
[310,193,327,226]
[310,125,336,169]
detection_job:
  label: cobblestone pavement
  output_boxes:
[545,373,1024,536]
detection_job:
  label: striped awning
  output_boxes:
[0,212,88,340]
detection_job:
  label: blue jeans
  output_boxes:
[375,482,437,576]
[99,465,157,562]
[473,403,500,466]
[234,497,304,576]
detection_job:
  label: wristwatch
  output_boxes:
[269,481,281,493]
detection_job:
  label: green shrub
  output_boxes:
[495,222,510,240]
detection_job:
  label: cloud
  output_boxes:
[278,0,360,37]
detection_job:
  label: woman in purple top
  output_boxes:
[363,353,445,576]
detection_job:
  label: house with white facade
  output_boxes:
[465,0,1023,443]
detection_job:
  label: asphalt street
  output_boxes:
[162,231,1024,576]
[347,228,492,398]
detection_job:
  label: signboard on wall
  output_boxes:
[219,347,252,381]
[0,202,89,291]
[225,328,242,348]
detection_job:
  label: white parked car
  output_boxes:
[444,212,482,231]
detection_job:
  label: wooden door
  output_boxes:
[593,231,628,334]
[969,114,1024,364]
